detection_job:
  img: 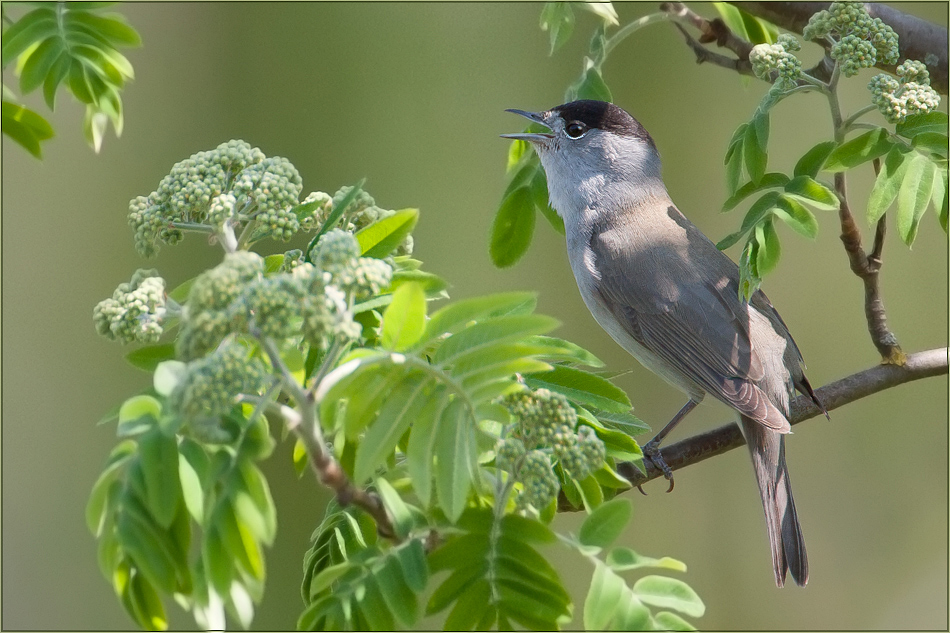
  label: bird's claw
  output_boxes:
[641,441,675,493]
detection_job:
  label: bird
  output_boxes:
[502,99,827,587]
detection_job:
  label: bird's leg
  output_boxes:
[638,399,699,494]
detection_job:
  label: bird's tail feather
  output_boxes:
[740,415,808,588]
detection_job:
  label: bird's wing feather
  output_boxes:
[589,216,791,431]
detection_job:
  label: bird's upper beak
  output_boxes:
[500,109,553,142]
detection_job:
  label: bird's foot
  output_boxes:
[636,440,674,495]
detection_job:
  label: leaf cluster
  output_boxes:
[2,2,140,156]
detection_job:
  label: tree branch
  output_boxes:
[659,2,755,75]
[607,347,947,492]
[735,2,949,95]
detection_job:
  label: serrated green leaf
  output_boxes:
[721,172,788,212]
[359,575,397,631]
[896,111,949,139]
[354,373,429,483]
[933,165,948,232]
[444,577,491,630]
[396,538,428,593]
[216,500,264,580]
[774,195,819,239]
[405,389,448,506]
[575,471,604,511]
[524,364,631,413]
[2,100,54,158]
[607,546,688,572]
[525,334,604,367]
[579,497,631,548]
[421,292,537,344]
[380,281,426,351]
[782,175,839,210]
[116,498,180,593]
[427,558,489,614]
[738,237,761,300]
[86,454,130,536]
[633,575,705,618]
[435,398,475,522]
[724,124,747,195]
[867,146,910,225]
[42,52,70,110]
[18,36,65,94]
[574,64,612,102]
[897,152,936,245]
[794,140,837,178]
[433,314,559,365]
[356,208,419,259]
[754,219,781,276]
[500,513,557,544]
[490,187,536,268]
[824,127,893,172]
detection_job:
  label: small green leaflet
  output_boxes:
[356,208,419,259]
[896,152,936,245]
[490,187,536,268]
[823,127,893,172]
[380,282,426,351]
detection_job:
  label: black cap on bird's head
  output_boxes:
[502,100,656,151]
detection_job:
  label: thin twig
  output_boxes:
[582,347,947,499]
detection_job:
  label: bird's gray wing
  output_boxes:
[589,221,791,432]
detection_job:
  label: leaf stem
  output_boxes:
[841,104,879,132]
[602,12,672,57]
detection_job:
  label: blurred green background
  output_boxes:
[3,3,947,630]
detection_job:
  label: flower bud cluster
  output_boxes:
[749,34,803,87]
[231,156,303,242]
[803,2,899,76]
[498,388,607,510]
[869,59,941,123]
[93,269,167,344]
[170,342,268,419]
[327,186,414,256]
[310,229,394,302]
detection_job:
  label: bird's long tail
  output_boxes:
[739,415,808,587]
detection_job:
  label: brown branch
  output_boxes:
[834,172,905,364]
[660,1,755,73]
[735,2,949,95]
[256,335,399,540]
[600,347,948,495]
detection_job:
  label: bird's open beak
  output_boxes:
[500,109,553,142]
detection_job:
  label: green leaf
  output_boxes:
[380,281,426,351]
[116,496,181,593]
[1,7,57,68]
[718,190,781,251]
[540,2,575,55]
[1,100,54,158]
[593,408,650,434]
[374,477,414,540]
[117,395,160,437]
[911,132,949,157]
[794,140,837,178]
[396,538,429,593]
[500,513,557,544]
[823,127,893,172]
[125,343,176,372]
[606,547,687,572]
[743,116,767,184]
[432,314,559,365]
[354,373,429,482]
[137,428,181,528]
[774,195,819,239]
[724,124,747,195]
[738,237,761,300]
[754,218,781,276]
[633,575,705,618]
[86,450,131,536]
[573,64,613,102]
[152,360,186,397]
[435,398,476,522]
[525,334,603,367]
[306,178,365,260]
[405,390,448,506]
[65,10,142,47]
[933,164,948,232]
[490,187,536,268]
[712,2,777,44]
[422,292,537,344]
[444,578,492,630]
[126,571,168,631]
[42,52,70,110]
[867,146,910,225]
[530,167,564,233]
[896,111,949,139]
[18,36,65,94]
[524,365,631,413]
[782,175,839,210]
[721,172,788,212]
[896,152,936,245]
[654,610,698,631]
[579,497,632,548]
[356,208,419,259]
[375,554,419,627]
[584,560,626,630]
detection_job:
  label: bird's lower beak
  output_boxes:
[501,108,553,142]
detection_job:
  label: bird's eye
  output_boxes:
[565,121,588,139]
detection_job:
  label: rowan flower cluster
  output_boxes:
[93,269,167,344]
[802,1,899,77]
[497,388,606,510]
[869,60,941,124]
[749,34,802,88]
